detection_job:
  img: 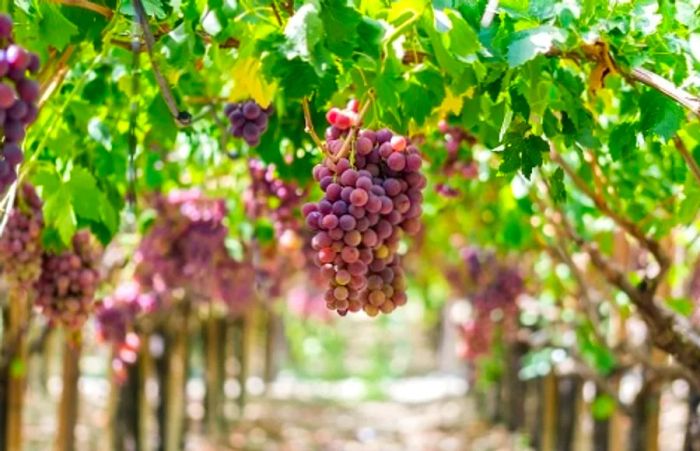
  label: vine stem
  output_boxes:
[673,136,700,186]
[53,0,114,18]
[382,12,420,57]
[270,1,283,26]
[549,144,669,288]
[127,27,141,216]
[132,0,190,127]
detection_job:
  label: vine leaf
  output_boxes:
[639,90,685,140]
[283,4,324,64]
[550,168,567,203]
[499,133,548,178]
[608,122,638,161]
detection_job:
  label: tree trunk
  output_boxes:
[629,379,661,451]
[54,335,81,451]
[155,330,169,451]
[594,416,611,451]
[263,308,277,386]
[556,375,580,451]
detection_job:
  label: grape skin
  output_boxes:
[225,100,272,148]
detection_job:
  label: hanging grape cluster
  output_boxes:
[0,183,43,290]
[435,119,478,198]
[245,159,305,251]
[0,14,40,194]
[95,281,155,383]
[35,230,103,330]
[455,247,524,360]
[224,100,273,147]
[303,100,426,317]
[134,189,254,313]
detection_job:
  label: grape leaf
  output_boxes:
[608,122,638,160]
[499,133,549,178]
[639,90,685,140]
[444,9,480,60]
[44,185,77,245]
[319,0,362,57]
[507,26,567,67]
[550,168,566,203]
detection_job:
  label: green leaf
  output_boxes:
[639,90,684,140]
[550,168,566,203]
[44,185,77,246]
[500,133,549,178]
[507,26,567,67]
[666,297,694,317]
[319,0,362,57]
[608,122,638,160]
[444,9,480,60]
[67,167,102,222]
[592,394,616,420]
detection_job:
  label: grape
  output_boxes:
[0,82,14,108]
[0,15,12,39]
[35,230,102,330]
[224,100,272,148]
[302,101,426,316]
[0,183,43,291]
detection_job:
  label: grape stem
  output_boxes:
[133,0,191,127]
[331,93,373,163]
[271,1,283,26]
[302,97,327,153]
[54,0,114,18]
[127,29,141,216]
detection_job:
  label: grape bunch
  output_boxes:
[0,183,43,288]
[245,159,305,250]
[435,119,478,197]
[35,230,103,330]
[134,190,255,314]
[224,100,273,147]
[303,101,426,317]
[0,15,40,194]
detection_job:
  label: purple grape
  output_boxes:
[0,15,12,39]
[3,143,22,165]
[242,101,261,119]
[0,82,15,108]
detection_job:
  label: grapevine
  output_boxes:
[303,100,426,317]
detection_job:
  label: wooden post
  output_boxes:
[556,375,580,451]
[114,348,141,451]
[54,333,82,451]
[139,334,153,451]
[204,313,223,436]
[541,371,559,451]
[684,389,700,451]
[232,314,250,417]
[263,307,277,386]
[5,291,29,451]
[164,309,188,451]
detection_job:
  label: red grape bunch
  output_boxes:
[303,100,426,317]
[224,100,273,147]
[134,190,254,313]
[35,230,103,330]
[435,119,478,198]
[455,247,524,361]
[0,14,40,194]
[0,183,43,289]
[245,159,305,251]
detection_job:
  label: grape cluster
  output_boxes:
[435,119,478,197]
[303,101,426,317]
[95,281,155,383]
[35,230,102,330]
[454,247,524,361]
[245,159,305,251]
[134,189,254,313]
[224,100,273,147]
[0,183,43,288]
[0,15,40,194]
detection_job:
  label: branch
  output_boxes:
[674,135,700,186]
[132,0,191,127]
[480,0,499,28]
[550,145,670,287]
[630,67,700,116]
[271,1,283,26]
[302,97,326,153]
[331,98,372,163]
[53,0,113,18]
